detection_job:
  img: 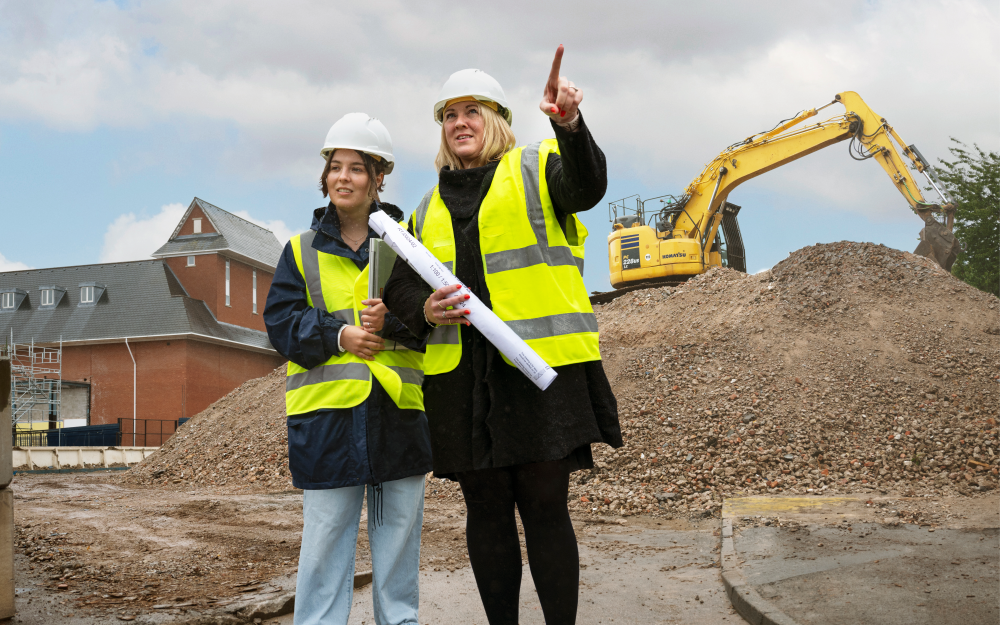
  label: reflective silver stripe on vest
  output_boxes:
[483,143,582,276]
[388,366,424,386]
[329,309,354,324]
[428,324,459,345]
[285,362,370,392]
[575,257,584,274]
[414,189,435,243]
[504,311,598,341]
[299,231,356,325]
[442,260,453,272]
[299,230,327,311]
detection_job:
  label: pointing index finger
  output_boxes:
[548,44,564,88]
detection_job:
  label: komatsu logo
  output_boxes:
[661,252,687,260]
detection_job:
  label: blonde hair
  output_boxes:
[434,104,516,172]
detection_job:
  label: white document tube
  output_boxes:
[369,211,558,391]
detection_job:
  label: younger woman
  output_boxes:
[264,113,431,625]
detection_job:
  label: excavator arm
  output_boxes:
[672,91,955,268]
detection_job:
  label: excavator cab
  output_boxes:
[607,195,746,288]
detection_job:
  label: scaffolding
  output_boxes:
[2,332,62,427]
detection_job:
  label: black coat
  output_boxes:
[263,202,433,489]
[382,115,623,479]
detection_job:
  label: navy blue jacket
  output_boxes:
[263,201,433,490]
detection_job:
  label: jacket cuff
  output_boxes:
[319,311,347,357]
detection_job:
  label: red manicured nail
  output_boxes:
[463,310,470,315]
[464,294,470,300]
[465,321,471,326]
[560,110,566,117]
[551,107,558,113]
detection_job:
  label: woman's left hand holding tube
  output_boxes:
[539,44,582,124]
[424,284,471,327]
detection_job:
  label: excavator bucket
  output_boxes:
[914,219,960,272]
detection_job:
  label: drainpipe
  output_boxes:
[124,338,136,446]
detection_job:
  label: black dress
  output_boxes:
[382,114,623,479]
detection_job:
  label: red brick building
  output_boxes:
[0,198,286,427]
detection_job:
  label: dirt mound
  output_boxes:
[124,241,999,518]
[573,241,999,518]
[121,365,294,492]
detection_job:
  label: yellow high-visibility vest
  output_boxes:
[284,230,424,415]
[412,139,599,376]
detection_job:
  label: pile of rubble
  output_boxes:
[574,242,999,518]
[124,241,998,520]
[121,366,295,491]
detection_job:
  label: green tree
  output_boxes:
[935,139,999,296]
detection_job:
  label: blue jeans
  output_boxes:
[294,474,425,625]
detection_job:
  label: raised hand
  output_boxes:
[539,44,582,123]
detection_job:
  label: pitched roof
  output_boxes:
[0,260,275,354]
[152,198,283,270]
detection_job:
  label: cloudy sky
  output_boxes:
[1,0,997,292]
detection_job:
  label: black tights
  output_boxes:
[456,460,578,625]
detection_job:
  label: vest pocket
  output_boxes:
[479,222,506,240]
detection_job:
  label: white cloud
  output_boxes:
[0,252,31,272]
[1,0,997,227]
[98,203,186,263]
[232,211,296,246]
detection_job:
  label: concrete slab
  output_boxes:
[722,494,1000,625]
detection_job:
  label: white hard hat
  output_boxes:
[321,113,394,174]
[433,69,512,126]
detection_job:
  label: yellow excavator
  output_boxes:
[604,91,958,297]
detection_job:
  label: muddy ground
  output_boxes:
[11,472,474,622]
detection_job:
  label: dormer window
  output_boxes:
[0,288,28,312]
[37,286,67,309]
[193,218,202,234]
[77,282,106,307]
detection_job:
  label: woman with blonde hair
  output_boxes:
[383,47,622,624]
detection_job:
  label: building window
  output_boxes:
[0,292,13,309]
[225,259,231,307]
[193,218,202,234]
[252,270,257,314]
[187,255,196,267]
[40,289,54,306]
[80,286,94,304]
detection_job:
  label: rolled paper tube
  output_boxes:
[370,210,558,391]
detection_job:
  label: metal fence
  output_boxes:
[12,418,185,447]
[117,418,180,447]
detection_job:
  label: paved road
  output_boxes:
[722,494,1000,625]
